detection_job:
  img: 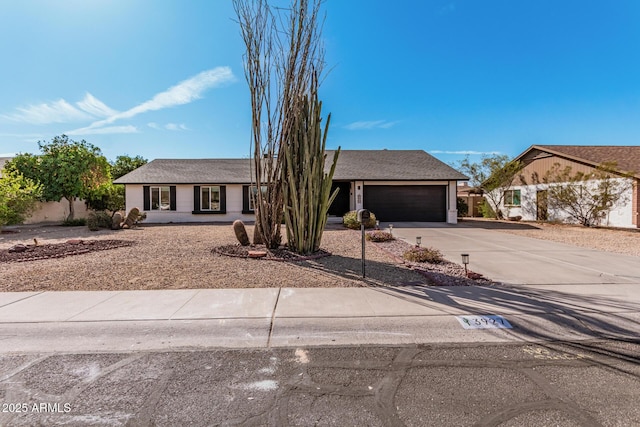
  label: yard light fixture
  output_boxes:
[461,253,470,274]
[416,236,422,247]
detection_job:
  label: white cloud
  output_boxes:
[1,99,93,124]
[344,120,399,130]
[76,93,118,118]
[67,66,235,135]
[430,150,502,155]
[148,122,189,131]
[165,123,188,131]
[66,125,138,136]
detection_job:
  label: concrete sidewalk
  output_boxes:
[1,285,638,352]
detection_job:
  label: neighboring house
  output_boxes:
[456,182,484,217]
[0,157,90,224]
[113,150,468,224]
[498,145,640,228]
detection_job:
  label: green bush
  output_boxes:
[62,218,86,226]
[403,246,444,263]
[87,211,113,231]
[365,230,394,242]
[457,197,468,217]
[343,210,377,230]
[478,200,496,219]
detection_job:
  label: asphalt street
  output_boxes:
[1,341,639,426]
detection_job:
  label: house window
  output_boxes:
[248,185,268,212]
[504,189,521,206]
[151,186,171,210]
[200,186,221,211]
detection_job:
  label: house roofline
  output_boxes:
[514,145,640,180]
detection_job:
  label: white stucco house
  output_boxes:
[113,150,468,224]
[496,145,640,228]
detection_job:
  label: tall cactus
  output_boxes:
[282,90,340,254]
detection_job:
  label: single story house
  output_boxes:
[498,145,640,228]
[113,149,468,224]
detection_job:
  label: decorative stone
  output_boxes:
[66,239,83,245]
[8,244,28,253]
[112,212,123,229]
[248,250,267,258]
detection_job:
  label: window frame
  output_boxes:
[248,185,268,212]
[200,185,221,211]
[150,186,171,211]
[504,189,522,207]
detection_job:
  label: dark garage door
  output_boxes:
[363,185,447,222]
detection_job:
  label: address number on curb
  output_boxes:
[456,315,513,329]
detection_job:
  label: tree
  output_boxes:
[544,162,633,227]
[6,135,111,221]
[457,154,523,219]
[85,155,148,215]
[235,0,337,252]
[110,155,147,180]
[0,169,42,228]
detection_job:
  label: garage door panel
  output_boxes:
[363,185,446,222]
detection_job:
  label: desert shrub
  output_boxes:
[87,211,113,231]
[403,246,444,263]
[62,218,86,226]
[343,210,377,230]
[457,197,468,216]
[478,200,497,219]
[365,230,394,242]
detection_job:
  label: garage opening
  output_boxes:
[363,185,446,222]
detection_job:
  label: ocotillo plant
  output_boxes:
[282,92,340,254]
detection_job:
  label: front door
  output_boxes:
[537,190,548,221]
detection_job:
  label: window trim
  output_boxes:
[504,189,521,206]
[151,186,171,211]
[200,186,221,211]
[192,185,226,214]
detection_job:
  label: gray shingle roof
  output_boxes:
[328,150,468,181]
[113,150,468,184]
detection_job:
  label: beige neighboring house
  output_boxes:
[0,157,90,224]
[497,145,640,228]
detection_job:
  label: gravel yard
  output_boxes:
[2,220,636,292]
[0,224,432,292]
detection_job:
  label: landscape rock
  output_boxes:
[66,239,83,245]
[8,244,28,253]
[248,250,267,258]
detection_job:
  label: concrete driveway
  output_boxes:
[389,222,640,287]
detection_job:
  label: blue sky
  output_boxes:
[1,0,639,167]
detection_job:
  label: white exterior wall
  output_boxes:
[125,184,256,223]
[447,180,458,224]
[125,180,462,224]
[499,178,635,228]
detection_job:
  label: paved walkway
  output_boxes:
[1,222,639,352]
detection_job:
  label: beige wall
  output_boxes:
[515,154,600,186]
[24,198,90,224]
